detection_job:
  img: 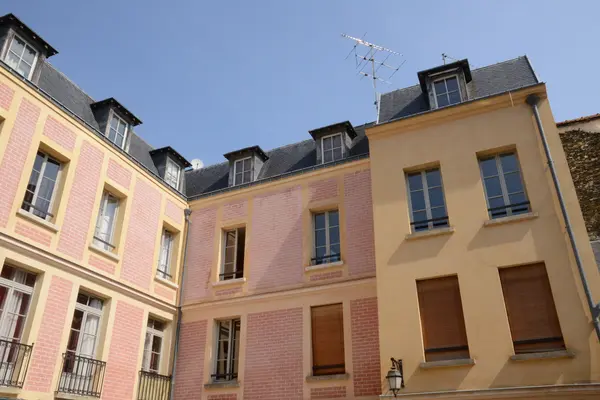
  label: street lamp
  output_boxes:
[386,358,404,397]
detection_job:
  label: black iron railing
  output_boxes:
[411,216,449,231]
[156,268,172,280]
[488,201,530,218]
[21,201,54,219]
[0,339,33,388]
[92,236,116,250]
[219,271,243,280]
[57,353,106,397]
[137,371,171,400]
[311,254,341,265]
[210,372,238,382]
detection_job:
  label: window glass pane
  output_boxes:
[323,151,333,163]
[22,45,36,64]
[500,153,518,173]
[224,247,235,265]
[437,94,449,107]
[479,158,498,177]
[410,190,426,211]
[315,229,326,247]
[89,297,103,310]
[445,77,458,92]
[38,178,56,201]
[44,159,60,181]
[328,211,339,227]
[484,176,503,197]
[504,172,524,194]
[5,51,19,71]
[489,196,506,209]
[332,147,343,161]
[448,91,461,105]
[117,121,126,134]
[33,152,45,172]
[314,213,325,230]
[76,293,89,305]
[330,244,341,258]
[425,169,441,187]
[431,206,447,219]
[323,137,332,151]
[329,226,340,245]
[413,210,427,223]
[236,228,245,274]
[114,132,124,148]
[428,187,445,208]
[315,246,327,261]
[110,117,119,129]
[225,230,236,247]
[243,171,251,183]
[332,134,342,147]
[152,335,162,352]
[509,192,527,205]
[434,81,446,94]
[10,37,25,55]
[243,158,251,171]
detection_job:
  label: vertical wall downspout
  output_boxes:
[169,208,192,399]
[526,94,600,340]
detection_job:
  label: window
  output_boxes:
[4,35,37,79]
[66,293,103,361]
[313,210,340,265]
[22,151,61,221]
[479,152,529,219]
[107,113,128,148]
[157,230,174,280]
[233,158,252,186]
[165,158,181,190]
[221,228,245,281]
[321,133,343,163]
[433,76,461,107]
[499,263,565,354]
[417,276,469,362]
[311,304,345,376]
[0,266,36,343]
[93,192,120,252]
[213,319,240,382]
[406,168,448,232]
[143,318,165,373]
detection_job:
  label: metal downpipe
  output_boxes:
[526,94,600,340]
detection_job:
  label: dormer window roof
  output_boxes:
[91,98,142,149]
[149,146,192,192]
[223,145,269,187]
[309,121,357,165]
[417,59,472,110]
[5,34,37,79]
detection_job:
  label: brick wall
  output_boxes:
[174,320,207,399]
[0,81,14,110]
[207,394,237,400]
[244,308,303,400]
[310,386,346,399]
[351,297,381,397]
[121,178,162,290]
[165,199,184,225]
[101,301,144,400]
[57,140,104,259]
[107,158,132,189]
[222,200,247,221]
[43,116,76,151]
[344,170,376,276]
[248,187,303,291]
[154,284,175,301]
[89,254,116,275]
[184,207,216,302]
[309,270,342,282]
[15,220,52,246]
[0,99,40,227]
[308,178,338,203]
[24,275,73,392]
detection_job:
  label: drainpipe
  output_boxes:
[526,94,600,340]
[169,208,192,399]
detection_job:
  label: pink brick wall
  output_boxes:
[89,254,116,274]
[309,270,343,282]
[207,394,237,400]
[14,220,52,246]
[174,320,207,399]
[121,178,162,289]
[308,178,338,203]
[57,140,104,259]
[244,308,303,400]
[107,158,132,189]
[24,275,73,392]
[310,386,346,399]
[43,116,76,151]
[184,207,216,302]
[0,99,40,227]
[248,187,303,291]
[222,200,247,221]
[165,199,184,225]
[344,170,376,276]
[351,297,381,397]
[102,301,144,400]
[0,81,14,110]
[214,286,242,297]
[154,284,175,301]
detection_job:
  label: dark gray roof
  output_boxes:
[378,56,539,123]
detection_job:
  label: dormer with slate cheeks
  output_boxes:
[223,146,269,187]
[417,59,472,110]
[309,121,357,165]
[0,13,58,84]
[90,98,142,150]
[149,146,192,192]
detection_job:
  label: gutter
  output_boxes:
[526,94,600,340]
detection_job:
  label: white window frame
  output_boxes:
[93,191,120,252]
[432,75,462,108]
[106,112,129,149]
[5,33,38,80]
[312,210,340,265]
[213,318,240,382]
[69,294,103,359]
[164,158,181,190]
[142,318,164,374]
[157,229,174,280]
[406,169,448,232]
[22,151,62,221]
[220,228,245,281]
[321,133,344,164]
[0,267,35,343]
[233,157,253,186]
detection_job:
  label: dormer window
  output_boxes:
[165,158,181,190]
[5,35,37,79]
[108,113,128,148]
[234,157,252,186]
[417,59,472,111]
[433,76,461,108]
[223,146,268,188]
[321,133,344,163]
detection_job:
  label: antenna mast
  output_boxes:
[341,33,404,114]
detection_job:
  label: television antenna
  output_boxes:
[341,33,405,113]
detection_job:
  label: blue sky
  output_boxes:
[4,1,599,166]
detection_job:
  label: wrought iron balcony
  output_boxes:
[311,253,341,265]
[137,371,171,400]
[57,353,106,397]
[0,339,33,388]
[488,201,530,219]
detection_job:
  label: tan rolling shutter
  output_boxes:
[499,263,565,354]
[311,303,345,375]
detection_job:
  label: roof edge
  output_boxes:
[557,113,600,127]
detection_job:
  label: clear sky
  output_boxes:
[3,1,598,166]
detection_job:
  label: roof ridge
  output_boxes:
[43,61,96,104]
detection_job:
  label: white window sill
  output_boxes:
[212,277,246,287]
[304,260,344,272]
[484,212,538,227]
[154,275,179,289]
[510,349,574,362]
[17,209,59,233]
[405,226,455,241]
[88,244,120,262]
[306,373,350,382]
[419,358,475,369]
[204,380,240,389]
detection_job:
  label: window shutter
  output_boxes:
[311,303,345,375]
[499,263,565,354]
[417,276,470,362]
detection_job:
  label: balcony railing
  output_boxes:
[0,339,33,388]
[411,216,450,232]
[57,353,106,398]
[488,201,530,219]
[137,371,171,400]
[311,253,341,265]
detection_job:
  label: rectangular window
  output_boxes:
[107,114,128,149]
[479,152,529,219]
[407,168,448,232]
[4,35,37,79]
[321,133,343,163]
[22,151,61,221]
[142,318,164,373]
[311,304,345,376]
[221,228,245,281]
[213,319,240,382]
[417,276,469,362]
[165,158,181,190]
[233,158,252,186]
[157,230,174,280]
[93,192,120,252]
[433,76,461,107]
[66,293,103,361]
[313,210,340,265]
[0,265,36,343]
[499,263,565,354]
